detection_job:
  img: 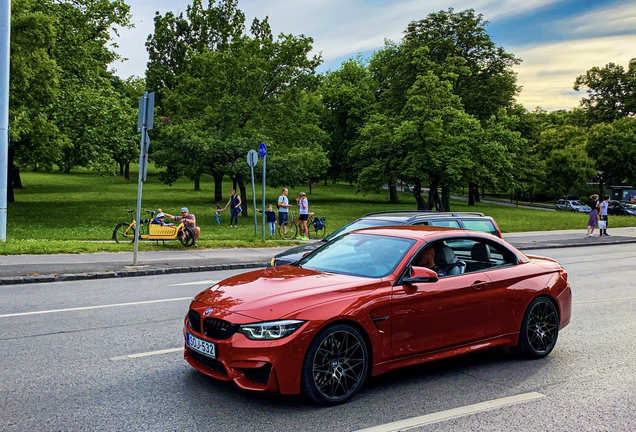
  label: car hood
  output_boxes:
[193,266,381,321]
[273,241,325,264]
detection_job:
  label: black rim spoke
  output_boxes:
[312,330,366,401]
[526,300,558,354]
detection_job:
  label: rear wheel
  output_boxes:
[113,223,134,243]
[512,296,559,359]
[301,324,369,406]
[279,221,298,240]
[179,227,195,247]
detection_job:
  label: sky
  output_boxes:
[111,0,636,111]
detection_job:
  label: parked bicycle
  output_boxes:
[112,209,195,247]
[279,212,326,240]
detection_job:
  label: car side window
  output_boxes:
[461,219,497,236]
[428,220,461,228]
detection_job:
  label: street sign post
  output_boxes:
[133,91,155,265]
[259,143,267,240]
[247,149,258,233]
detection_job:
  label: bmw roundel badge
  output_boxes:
[204,308,213,316]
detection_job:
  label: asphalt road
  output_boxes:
[1,244,635,431]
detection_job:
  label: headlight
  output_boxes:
[270,257,276,267]
[238,320,305,340]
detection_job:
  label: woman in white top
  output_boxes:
[297,192,309,240]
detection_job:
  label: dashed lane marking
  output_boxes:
[110,347,182,361]
[169,280,219,286]
[355,392,546,431]
[0,297,191,319]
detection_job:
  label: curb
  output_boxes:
[0,261,268,286]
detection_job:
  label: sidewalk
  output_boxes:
[1,228,635,285]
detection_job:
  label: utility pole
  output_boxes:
[0,0,11,241]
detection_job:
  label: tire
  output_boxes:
[512,296,559,359]
[179,227,195,247]
[279,221,298,240]
[301,324,369,406]
[113,223,134,244]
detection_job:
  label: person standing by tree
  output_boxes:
[223,189,242,227]
[587,194,600,237]
[297,192,309,240]
[277,187,292,233]
[599,195,610,236]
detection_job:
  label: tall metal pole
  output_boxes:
[133,92,148,265]
[261,154,266,240]
[0,0,11,242]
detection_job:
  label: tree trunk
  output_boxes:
[194,176,200,191]
[598,177,604,198]
[124,163,130,180]
[441,184,451,212]
[427,178,440,211]
[119,163,124,176]
[413,178,426,210]
[480,185,485,201]
[213,173,223,202]
[389,184,397,204]
[468,182,476,206]
[7,147,15,203]
[232,177,237,192]
[237,174,248,217]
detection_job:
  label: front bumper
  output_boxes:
[183,315,314,395]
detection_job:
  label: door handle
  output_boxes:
[471,281,489,290]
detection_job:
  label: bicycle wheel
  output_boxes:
[113,222,134,243]
[179,227,195,247]
[279,221,298,240]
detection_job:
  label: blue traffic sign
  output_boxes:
[258,142,267,158]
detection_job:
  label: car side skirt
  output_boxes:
[371,334,518,377]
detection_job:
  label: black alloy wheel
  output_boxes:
[113,223,134,244]
[513,296,559,359]
[301,324,369,405]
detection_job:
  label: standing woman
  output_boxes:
[587,194,600,237]
[599,195,610,236]
[223,189,242,227]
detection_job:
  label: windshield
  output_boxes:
[297,233,416,278]
[324,218,403,242]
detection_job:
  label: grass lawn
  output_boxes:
[3,165,635,255]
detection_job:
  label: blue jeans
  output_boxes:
[214,214,220,225]
[230,208,239,225]
[268,222,276,236]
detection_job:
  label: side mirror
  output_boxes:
[403,266,438,284]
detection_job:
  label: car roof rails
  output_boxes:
[362,210,486,218]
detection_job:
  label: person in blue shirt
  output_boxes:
[257,204,277,236]
[152,213,173,226]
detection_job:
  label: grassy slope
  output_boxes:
[3,166,634,254]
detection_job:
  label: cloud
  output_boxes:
[512,35,636,111]
[558,0,636,37]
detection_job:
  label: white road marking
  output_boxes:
[169,280,219,287]
[0,297,191,319]
[110,347,182,361]
[574,297,636,305]
[355,392,545,432]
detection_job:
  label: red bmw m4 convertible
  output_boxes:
[184,226,571,405]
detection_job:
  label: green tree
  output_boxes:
[587,118,636,195]
[319,58,376,184]
[574,59,636,124]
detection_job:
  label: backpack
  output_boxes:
[313,217,325,230]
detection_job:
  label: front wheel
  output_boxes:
[301,324,369,406]
[113,222,134,243]
[179,227,195,247]
[279,221,298,240]
[512,296,559,359]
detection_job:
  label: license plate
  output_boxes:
[186,332,216,359]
